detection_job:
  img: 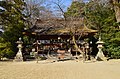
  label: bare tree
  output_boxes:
[49,0,67,20]
[51,0,86,58]
[24,0,54,27]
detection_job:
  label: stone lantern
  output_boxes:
[96,36,106,61]
[14,38,23,61]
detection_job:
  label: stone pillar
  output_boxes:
[85,42,89,60]
[96,37,106,61]
[33,40,41,63]
[14,38,23,61]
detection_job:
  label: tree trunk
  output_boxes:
[112,0,120,28]
[72,35,84,56]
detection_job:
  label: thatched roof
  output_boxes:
[28,18,98,35]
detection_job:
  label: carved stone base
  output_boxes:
[14,53,23,62]
[96,48,106,61]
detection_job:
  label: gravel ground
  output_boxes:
[0,59,120,79]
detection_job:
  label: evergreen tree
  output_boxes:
[65,1,85,18]
[65,1,120,58]
[0,0,26,59]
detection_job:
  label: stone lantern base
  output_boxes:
[96,48,106,61]
[14,52,23,62]
[96,53,105,61]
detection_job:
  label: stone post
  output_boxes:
[85,42,89,61]
[33,40,41,63]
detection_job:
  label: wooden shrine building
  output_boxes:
[22,18,98,60]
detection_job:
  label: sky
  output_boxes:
[46,0,89,15]
[50,0,89,8]
[64,0,73,7]
[63,0,89,7]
